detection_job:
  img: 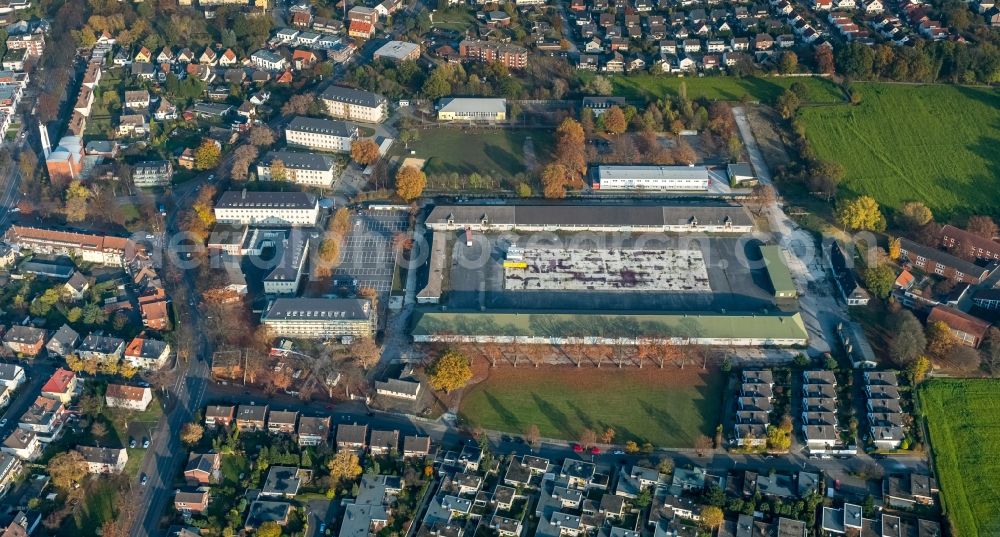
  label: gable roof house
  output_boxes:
[184,452,221,485]
[105,384,153,411]
[124,336,171,370]
[297,416,331,446]
[77,334,125,362]
[337,423,368,452]
[205,405,235,428]
[236,404,268,431]
[40,368,77,403]
[268,410,299,434]
[3,326,46,357]
[78,446,127,474]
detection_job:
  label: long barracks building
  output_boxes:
[425,203,755,234]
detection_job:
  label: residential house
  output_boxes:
[883,474,937,508]
[184,452,221,485]
[336,423,368,452]
[17,396,66,442]
[0,364,25,389]
[927,305,990,348]
[402,436,431,458]
[124,336,171,370]
[898,238,991,284]
[105,384,153,411]
[1,430,41,461]
[236,404,268,431]
[40,368,77,404]
[175,490,210,515]
[268,410,299,434]
[369,429,399,455]
[3,326,46,357]
[262,466,302,498]
[78,446,128,474]
[297,416,331,446]
[77,334,125,363]
[205,405,235,428]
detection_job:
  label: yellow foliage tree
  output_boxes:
[351,139,381,165]
[396,165,426,202]
[327,450,362,485]
[427,350,473,393]
[194,139,222,171]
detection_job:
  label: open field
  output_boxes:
[798,83,1000,219]
[920,379,1000,537]
[460,366,724,447]
[604,75,845,104]
[406,128,553,177]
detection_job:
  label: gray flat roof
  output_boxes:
[426,203,753,229]
[264,298,371,321]
[287,116,356,137]
[597,165,710,181]
[374,40,420,59]
[438,97,507,114]
[262,150,336,171]
[320,85,386,108]
[216,191,317,210]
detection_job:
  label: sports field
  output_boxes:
[798,83,1000,218]
[605,75,845,104]
[459,366,724,447]
[406,127,554,177]
[920,379,1000,537]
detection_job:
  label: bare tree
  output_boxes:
[694,435,713,457]
[481,343,502,368]
[525,424,541,450]
[564,343,587,367]
[580,428,597,447]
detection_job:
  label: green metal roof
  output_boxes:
[411,310,808,341]
[760,245,797,297]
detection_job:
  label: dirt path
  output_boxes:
[523,135,538,173]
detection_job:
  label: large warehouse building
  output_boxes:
[411,310,808,347]
[594,165,711,191]
[425,203,754,234]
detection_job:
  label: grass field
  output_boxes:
[406,127,554,177]
[604,75,845,104]
[798,83,1000,219]
[920,379,1000,537]
[459,366,724,447]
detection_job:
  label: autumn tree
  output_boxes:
[600,427,615,444]
[525,424,541,448]
[888,238,901,260]
[896,201,933,230]
[815,46,835,74]
[579,428,597,447]
[194,139,221,171]
[350,337,381,370]
[427,350,473,393]
[967,216,998,239]
[327,449,363,485]
[269,159,288,181]
[925,320,955,357]
[672,140,697,166]
[603,105,627,135]
[908,355,931,384]
[779,51,798,74]
[776,89,800,119]
[180,422,204,446]
[351,139,381,165]
[282,93,314,116]
[863,263,895,299]
[836,195,885,231]
[64,180,91,222]
[889,310,926,366]
[257,521,283,537]
[248,125,276,147]
[540,163,570,199]
[48,450,87,492]
[701,506,724,530]
[552,118,587,188]
[765,425,791,451]
[395,165,426,202]
[747,183,776,216]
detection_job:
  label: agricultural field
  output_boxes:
[920,379,1000,537]
[604,75,845,104]
[404,127,553,178]
[798,83,1000,219]
[459,366,724,447]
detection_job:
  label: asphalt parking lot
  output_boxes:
[331,210,408,294]
[446,232,776,312]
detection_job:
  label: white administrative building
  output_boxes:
[213,190,320,227]
[262,298,377,339]
[594,165,710,191]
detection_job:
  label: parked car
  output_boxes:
[572,444,583,453]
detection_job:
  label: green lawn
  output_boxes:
[920,379,1000,537]
[68,480,118,536]
[460,367,724,448]
[798,83,1000,219]
[405,128,553,177]
[604,75,845,104]
[430,7,476,31]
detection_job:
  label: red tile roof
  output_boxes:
[928,305,991,341]
[42,368,75,394]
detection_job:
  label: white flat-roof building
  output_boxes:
[437,98,507,122]
[257,150,339,187]
[594,165,710,191]
[214,191,320,227]
[262,298,376,339]
[285,116,358,153]
[372,41,420,62]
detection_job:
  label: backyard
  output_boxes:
[402,127,553,178]
[798,83,1000,219]
[604,75,846,104]
[920,378,1000,537]
[459,366,724,447]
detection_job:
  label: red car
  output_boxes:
[589,446,601,455]
[572,444,584,453]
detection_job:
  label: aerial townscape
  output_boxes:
[0,0,997,536]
